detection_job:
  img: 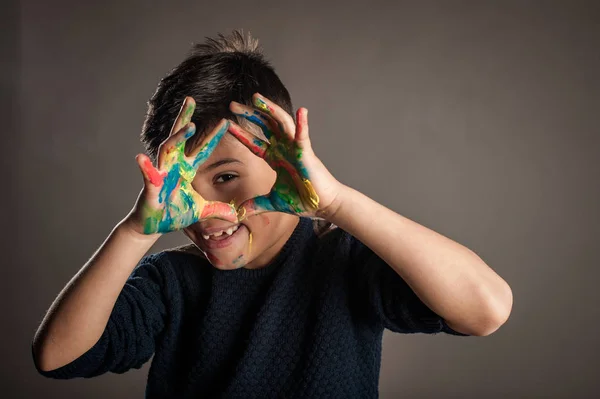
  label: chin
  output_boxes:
[183,212,298,270]
[183,221,253,270]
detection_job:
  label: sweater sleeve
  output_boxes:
[350,235,468,336]
[34,254,168,379]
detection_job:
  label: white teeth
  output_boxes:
[203,225,240,240]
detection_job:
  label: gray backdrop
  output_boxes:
[5,0,599,397]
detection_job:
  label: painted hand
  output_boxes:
[228,93,342,220]
[131,97,238,235]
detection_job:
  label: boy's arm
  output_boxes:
[321,184,513,336]
[32,220,160,372]
[228,93,512,337]
[33,97,239,373]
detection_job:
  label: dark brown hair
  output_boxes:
[140,30,334,236]
[141,30,293,163]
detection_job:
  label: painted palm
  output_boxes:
[136,98,238,234]
[228,95,320,219]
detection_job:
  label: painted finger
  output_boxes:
[136,153,166,188]
[295,107,311,147]
[187,119,230,169]
[199,200,239,223]
[169,97,196,137]
[229,101,280,140]
[157,123,196,170]
[253,93,296,140]
[239,195,278,220]
[227,120,269,158]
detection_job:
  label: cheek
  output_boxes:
[261,214,271,226]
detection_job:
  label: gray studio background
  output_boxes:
[5,0,599,397]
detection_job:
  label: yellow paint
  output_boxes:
[255,98,270,113]
[248,231,253,255]
[237,206,247,221]
[301,178,320,210]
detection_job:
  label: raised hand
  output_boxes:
[228,93,342,220]
[129,97,238,235]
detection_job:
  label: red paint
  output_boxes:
[271,159,301,181]
[200,202,236,220]
[243,199,261,214]
[261,214,270,226]
[206,251,221,266]
[228,123,267,157]
[296,108,307,128]
[142,157,166,187]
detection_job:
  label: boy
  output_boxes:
[32,31,512,398]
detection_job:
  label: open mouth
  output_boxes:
[201,224,247,249]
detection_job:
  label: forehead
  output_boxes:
[208,132,251,158]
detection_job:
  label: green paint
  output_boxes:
[182,103,194,125]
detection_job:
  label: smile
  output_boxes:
[202,224,240,240]
[201,224,246,249]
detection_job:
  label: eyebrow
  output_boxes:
[200,158,243,172]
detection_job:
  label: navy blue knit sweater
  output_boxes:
[35,217,467,398]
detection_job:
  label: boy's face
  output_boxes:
[183,131,299,270]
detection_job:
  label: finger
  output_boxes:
[295,107,310,146]
[253,93,297,140]
[199,200,239,223]
[230,101,279,140]
[239,195,278,219]
[170,97,196,137]
[136,153,166,188]
[227,120,269,158]
[157,123,195,170]
[187,119,230,169]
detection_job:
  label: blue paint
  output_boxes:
[184,125,195,139]
[298,165,310,180]
[192,123,228,168]
[254,195,277,212]
[244,114,273,139]
[268,191,293,212]
[159,167,181,205]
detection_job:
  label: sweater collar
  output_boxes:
[219,216,315,279]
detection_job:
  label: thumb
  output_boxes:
[239,195,277,220]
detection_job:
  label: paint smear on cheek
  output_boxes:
[232,254,245,269]
[261,214,270,226]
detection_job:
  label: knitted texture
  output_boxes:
[35,217,467,398]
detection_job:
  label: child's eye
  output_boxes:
[214,173,238,184]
